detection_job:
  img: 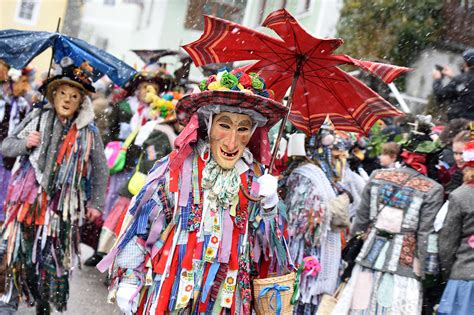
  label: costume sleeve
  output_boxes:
[1,109,39,158]
[438,193,462,280]
[416,183,444,279]
[350,179,372,235]
[88,129,109,211]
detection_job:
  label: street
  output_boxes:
[19,245,120,314]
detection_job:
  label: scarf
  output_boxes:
[400,150,427,175]
[201,158,240,208]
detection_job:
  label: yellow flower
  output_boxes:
[205,248,214,256]
[208,81,222,90]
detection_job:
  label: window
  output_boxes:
[15,0,40,24]
[185,0,248,31]
[104,0,115,5]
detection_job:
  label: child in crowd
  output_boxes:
[378,142,400,168]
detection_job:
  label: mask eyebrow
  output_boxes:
[215,115,233,124]
[238,119,252,127]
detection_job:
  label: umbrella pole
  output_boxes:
[36,18,61,132]
[46,18,62,79]
[240,59,303,202]
[268,59,303,173]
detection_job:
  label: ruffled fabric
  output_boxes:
[285,163,342,307]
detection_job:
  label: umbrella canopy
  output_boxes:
[183,9,411,135]
[0,29,136,87]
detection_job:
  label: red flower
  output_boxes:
[185,285,192,292]
[211,236,218,244]
[206,75,216,85]
[238,72,252,88]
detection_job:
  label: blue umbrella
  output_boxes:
[0,29,137,87]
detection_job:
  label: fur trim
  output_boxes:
[74,96,95,129]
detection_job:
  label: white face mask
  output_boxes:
[321,134,335,146]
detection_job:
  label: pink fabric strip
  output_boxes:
[253,236,261,263]
[218,210,233,263]
[179,155,192,207]
[97,246,119,272]
[146,213,165,252]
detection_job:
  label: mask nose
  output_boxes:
[224,131,237,151]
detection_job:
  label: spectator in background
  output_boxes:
[439,130,471,197]
[439,118,470,167]
[437,139,474,315]
[379,142,400,168]
[432,48,474,121]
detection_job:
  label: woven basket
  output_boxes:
[253,272,296,315]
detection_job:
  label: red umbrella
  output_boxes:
[183,8,410,169]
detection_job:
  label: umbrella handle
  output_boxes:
[268,60,303,173]
[239,184,263,202]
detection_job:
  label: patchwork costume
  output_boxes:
[0,69,108,312]
[333,167,444,314]
[98,70,294,314]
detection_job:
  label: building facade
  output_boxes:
[79,0,343,81]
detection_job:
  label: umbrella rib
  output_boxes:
[250,51,297,68]
[314,72,366,131]
[256,37,296,68]
[300,76,333,93]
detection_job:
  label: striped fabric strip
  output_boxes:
[210,263,229,300]
[180,194,192,230]
[137,198,156,235]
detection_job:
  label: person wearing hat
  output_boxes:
[432,48,474,121]
[0,62,34,222]
[333,117,444,314]
[97,69,293,314]
[83,69,177,267]
[437,138,474,315]
[99,69,174,220]
[105,68,173,144]
[0,60,108,314]
[282,129,352,313]
[84,90,183,268]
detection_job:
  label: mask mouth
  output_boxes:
[220,147,239,158]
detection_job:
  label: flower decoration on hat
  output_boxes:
[199,68,275,99]
[39,57,96,104]
[144,85,181,121]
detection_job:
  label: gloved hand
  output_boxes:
[257,173,279,209]
[116,282,139,315]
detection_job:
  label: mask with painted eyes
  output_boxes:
[53,84,83,120]
[209,112,253,169]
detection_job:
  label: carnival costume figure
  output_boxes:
[283,125,351,314]
[0,60,108,313]
[0,61,33,221]
[87,71,181,266]
[97,69,293,314]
